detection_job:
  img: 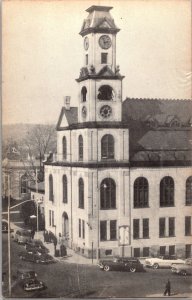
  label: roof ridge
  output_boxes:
[124,97,192,102]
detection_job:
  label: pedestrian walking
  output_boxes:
[164,279,171,296]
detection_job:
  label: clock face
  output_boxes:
[84,37,89,50]
[99,35,112,49]
[82,106,87,118]
[100,105,112,119]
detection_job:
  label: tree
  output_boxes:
[22,124,56,179]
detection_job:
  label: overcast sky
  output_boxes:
[2,0,191,125]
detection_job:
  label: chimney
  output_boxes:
[64,96,71,110]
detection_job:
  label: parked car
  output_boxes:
[145,255,185,269]
[23,278,46,292]
[17,269,37,280]
[14,229,32,244]
[98,256,145,272]
[19,251,56,264]
[171,258,192,276]
[26,239,49,254]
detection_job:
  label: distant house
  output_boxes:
[2,146,40,201]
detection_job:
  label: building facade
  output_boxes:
[44,5,192,259]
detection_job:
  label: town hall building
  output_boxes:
[44,5,192,259]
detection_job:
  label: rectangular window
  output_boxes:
[169,217,175,236]
[79,219,81,238]
[85,54,88,65]
[169,245,175,256]
[52,211,54,226]
[101,53,108,64]
[143,218,149,238]
[159,218,165,237]
[134,248,140,257]
[160,246,166,256]
[110,220,117,240]
[82,220,85,239]
[133,219,139,239]
[49,210,51,226]
[185,244,192,258]
[143,247,149,257]
[185,216,191,236]
[100,221,107,241]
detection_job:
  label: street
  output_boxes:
[2,234,191,298]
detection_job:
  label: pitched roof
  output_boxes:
[56,107,78,130]
[80,6,119,36]
[122,98,192,125]
[123,98,192,164]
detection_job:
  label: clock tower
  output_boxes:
[76,5,124,123]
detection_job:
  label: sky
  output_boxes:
[2,0,192,125]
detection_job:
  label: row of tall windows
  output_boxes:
[133,219,149,239]
[133,216,192,239]
[100,220,117,241]
[134,176,192,207]
[62,134,115,161]
[49,175,192,210]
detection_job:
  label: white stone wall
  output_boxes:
[45,164,192,258]
[83,33,116,73]
[57,128,129,163]
[130,166,192,256]
[78,79,122,123]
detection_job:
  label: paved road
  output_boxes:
[2,234,192,298]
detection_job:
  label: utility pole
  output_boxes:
[36,168,39,239]
[7,173,11,297]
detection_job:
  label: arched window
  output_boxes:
[160,176,174,207]
[134,177,149,208]
[78,135,83,160]
[79,178,84,209]
[21,175,27,194]
[97,85,114,100]
[63,175,67,203]
[62,136,67,160]
[100,178,116,209]
[101,134,114,159]
[49,174,54,201]
[81,86,87,102]
[186,176,192,205]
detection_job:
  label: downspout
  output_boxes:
[70,129,73,248]
[129,168,132,256]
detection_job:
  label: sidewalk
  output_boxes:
[34,231,98,266]
[146,292,192,298]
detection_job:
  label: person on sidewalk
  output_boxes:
[164,279,171,296]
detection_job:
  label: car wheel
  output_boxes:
[104,265,110,272]
[130,267,136,273]
[153,263,159,269]
[180,270,187,276]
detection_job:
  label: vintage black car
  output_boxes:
[23,278,46,291]
[19,251,56,264]
[25,239,49,254]
[98,256,145,272]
